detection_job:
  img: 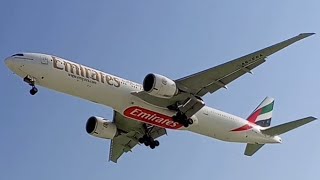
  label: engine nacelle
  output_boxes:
[86,116,117,139]
[143,73,178,98]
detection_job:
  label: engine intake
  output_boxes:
[86,116,117,139]
[143,73,178,98]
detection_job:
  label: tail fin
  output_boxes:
[247,97,274,127]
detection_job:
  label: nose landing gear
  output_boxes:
[29,86,38,95]
[23,75,38,95]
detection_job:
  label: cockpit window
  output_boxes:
[11,53,24,57]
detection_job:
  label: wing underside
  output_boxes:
[109,111,166,163]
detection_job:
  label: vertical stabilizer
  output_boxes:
[247,97,274,127]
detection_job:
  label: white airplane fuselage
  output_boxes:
[5,53,281,144]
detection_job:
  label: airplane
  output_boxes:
[5,33,316,163]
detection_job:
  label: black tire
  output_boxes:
[181,114,187,120]
[154,140,160,146]
[183,122,189,128]
[172,115,179,122]
[144,140,150,146]
[30,87,38,95]
[188,118,193,125]
[138,137,144,144]
[150,143,156,149]
[149,137,154,142]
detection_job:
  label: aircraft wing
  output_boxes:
[175,33,314,96]
[109,111,166,163]
[133,33,314,108]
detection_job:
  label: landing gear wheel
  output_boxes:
[172,115,179,122]
[173,112,193,127]
[29,87,38,95]
[150,143,156,149]
[24,75,38,95]
[154,140,160,147]
[183,122,189,128]
[141,124,161,149]
[144,140,150,146]
[139,135,147,144]
[138,137,144,144]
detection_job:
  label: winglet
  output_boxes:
[299,33,316,37]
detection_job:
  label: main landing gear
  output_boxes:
[138,135,160,149]
[23,75,38,95]
[172,112,193,128]
[138,125,160,149]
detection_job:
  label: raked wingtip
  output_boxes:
[299,33,316,37]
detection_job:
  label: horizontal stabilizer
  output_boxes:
[244,144,265,156]
[261,116,316,136]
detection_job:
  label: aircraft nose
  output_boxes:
[4,56,21,73]
[4,57,13,69]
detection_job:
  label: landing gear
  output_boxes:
[29,86,38,95]
[168,97,203,128]
[172,112,193,128]
[139,135,160,149]
[24,75,38,95]
[138,125,160,149]
[138,134,160,149]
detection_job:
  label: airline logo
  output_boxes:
[124,106,182,129]
[231,97,274,132]
[52,56,121,87]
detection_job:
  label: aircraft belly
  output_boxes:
[188,108,234,140]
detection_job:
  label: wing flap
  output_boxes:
[109,132,140,163]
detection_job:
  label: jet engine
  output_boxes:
[143,73,178,98]
[86,116,117,139]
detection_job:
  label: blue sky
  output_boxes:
[1,1,319,179]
